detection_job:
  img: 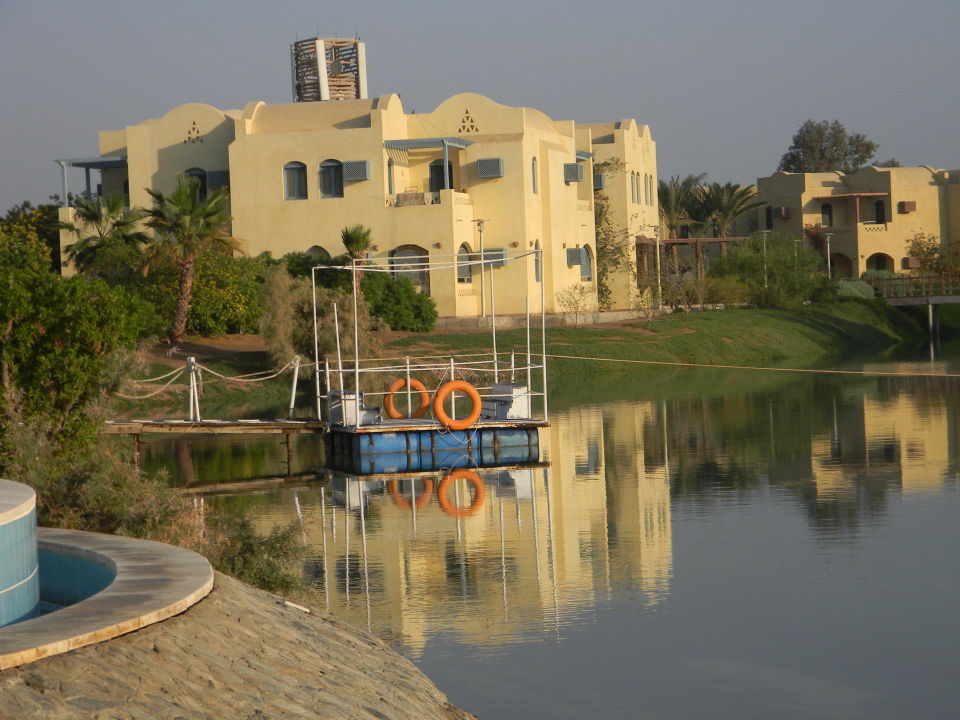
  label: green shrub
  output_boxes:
[362,272,438,332]
[860,269,898,281]
[836,280,877,300]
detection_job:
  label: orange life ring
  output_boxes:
[383,378,430,419]
[432,380,481,430]
[387,477,434,509]
[437,469,485,518]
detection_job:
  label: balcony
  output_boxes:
[387,189,472,208]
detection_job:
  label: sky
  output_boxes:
[1,0,959,212]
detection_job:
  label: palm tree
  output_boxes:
[658,174,707,239]
[339,224,372,262]
[698,182,763,237]
[143,176,239,342]
[59,194,147,272]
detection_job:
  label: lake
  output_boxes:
[141,356,960,719]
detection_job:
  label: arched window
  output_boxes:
[429,160,453,192]
[306,245,330,259]
[821,203,833,227]
[390,245,430,295]
[457,243,473,283]
[581,246,594,282]
[185,167,207,200]
[874,200,886,224]
[387,158,395,196]
[284,162,307,200]
[320,159,344,198]
[532,157,538,194]
[534,240,542,283]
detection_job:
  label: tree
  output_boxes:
[143,176,239,342]
[593,159,633,309]
[59,194,147,273]
[658,174,707,239]
[906,232,957,275]
[778,120,879,173]
[709,232,824,308]
[2,199,64,271]
[339,224,372,261]
[698,183,764,237]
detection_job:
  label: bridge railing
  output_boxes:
[868,274,960,299]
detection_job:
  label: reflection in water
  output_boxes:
[194,365,960,719]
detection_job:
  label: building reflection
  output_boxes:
[241,402,674,654]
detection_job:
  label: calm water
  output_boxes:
[143,358,960,719]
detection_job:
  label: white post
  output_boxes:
[510,350,515,384]
[288,355,301,419]
[826,234,832,277]
[539,252,548,423]
[476,219,486,317]
[405,356,412,416]
[333,303,344,391]
[525,296,532,404]
[654,231,662,310]
[187,356,196,421]
[352,260,361,427]
[450,356,457,421]
[311,268,322,418]
[490,251,498,382]
[324,357,331,418]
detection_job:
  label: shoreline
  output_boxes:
[0,572,477,720]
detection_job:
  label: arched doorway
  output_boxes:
[185,167,207,200]
[429,160,454,192]
[830,253,853,279]
[866,253,894,273]
[456,243,473,283]
[390,245,430,295]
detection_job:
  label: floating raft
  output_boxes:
[325,419,546,475]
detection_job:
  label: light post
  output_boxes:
[472,218,487,317]
[651,226,663,309]
[826,234,832,278]
[761,230,769,289]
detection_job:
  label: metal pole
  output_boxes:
[449,356,457,420]
[288,355,300,419]
[405,356,412,416]
[762,231,769,289]
[333,303,344,391]
[654,233,663,310]
[352,260,361,427]
[826,234,832,277]
[490,250,498,380]
[475,219,486,317]
[312,268,322,417]
[525,297,532,392]
[539,249,548,422]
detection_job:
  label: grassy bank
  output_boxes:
[388,299,920,375]
[111,300,920,418]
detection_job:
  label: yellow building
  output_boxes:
[755,166,960,278]
[58,92,658,317]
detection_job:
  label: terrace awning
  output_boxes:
[383,138,473,190]
[54,155,127,201]
[812,192,888,200]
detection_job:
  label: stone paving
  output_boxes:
[0,573,477,719]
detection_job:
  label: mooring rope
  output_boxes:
[114,369,186,399]
[543,353,960,378]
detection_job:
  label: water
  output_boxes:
[142,359,960,719]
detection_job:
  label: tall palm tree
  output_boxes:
[658,174,707,239]
[143,176,239,342]
[59,194,147,272]
[698,182,763,237]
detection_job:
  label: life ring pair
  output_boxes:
[384,378,482,431]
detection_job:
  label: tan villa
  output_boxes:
[57,92,659,317]
[755,165,960,278]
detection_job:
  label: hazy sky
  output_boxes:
[2,0,958,211]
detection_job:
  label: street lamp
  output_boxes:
[472,218,487,317]
[826,234,832,277]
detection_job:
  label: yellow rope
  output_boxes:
[544,353,960,378]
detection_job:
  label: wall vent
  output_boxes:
[476,158,504,178]
[564,163,584,183]
[342,161,369,182]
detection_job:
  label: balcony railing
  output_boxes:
[388,189,471,208]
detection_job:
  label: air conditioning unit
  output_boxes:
[342,161,369,182]
[776,206,790,219]
[476,158,504,178]
[898,200,917,214]
[564,163,584,183]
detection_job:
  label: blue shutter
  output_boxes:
[593,173,605,190]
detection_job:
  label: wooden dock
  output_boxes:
[104,419,326,435]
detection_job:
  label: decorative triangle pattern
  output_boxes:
[458,109,479,134]
[184,121,203,144]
